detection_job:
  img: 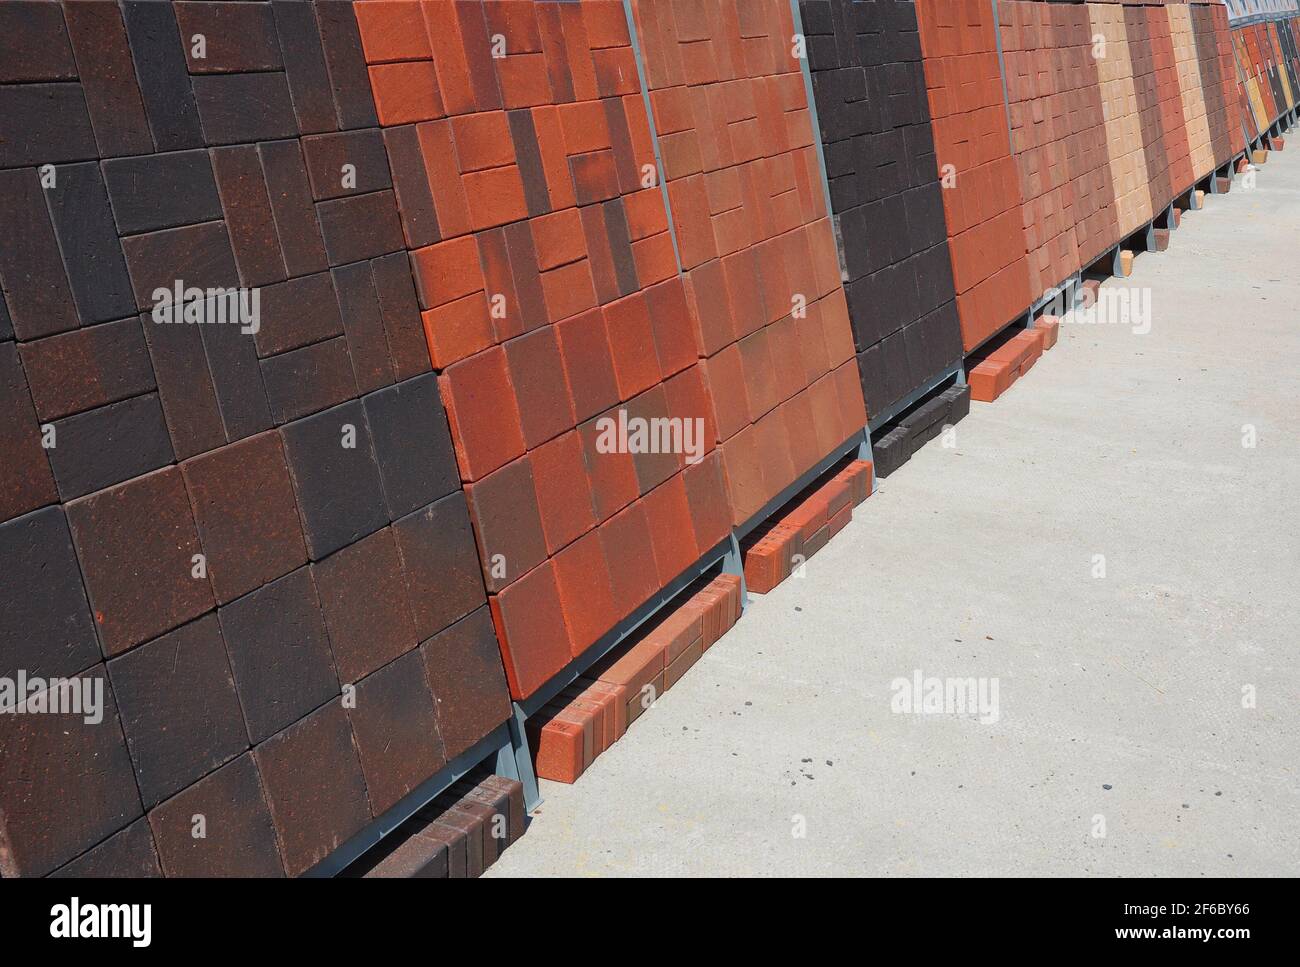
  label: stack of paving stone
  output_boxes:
[1147,5,1196,202]
[0,0,515,878]
[1004,2,1118,292]
[629,0,868,530]
[798,0,963,427]
[1190,3,1242,174]
[1124,5,1176,216]
[740,457,872,592]
[3,0,1299,881]
[353,0,735,703]
[916,0,1034,352]
[1169,3,1217,182]
[1089,2,1157,243]
[966,326,1048,404]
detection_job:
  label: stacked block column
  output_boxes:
[799,0,964,425]
[0,0,511,878]
[629,0,868,530]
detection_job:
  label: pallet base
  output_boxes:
[307,722,518,877]
[967,328,1047,403]
[873,381,971,478]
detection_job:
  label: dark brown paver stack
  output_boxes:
[0,0,510,878]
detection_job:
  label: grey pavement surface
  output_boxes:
[487,150,1300,877]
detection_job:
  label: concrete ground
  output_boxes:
[487,150,1300,877]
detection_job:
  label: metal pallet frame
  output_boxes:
[868,363,964,434]
[307,721,520,877]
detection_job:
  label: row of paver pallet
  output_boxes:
[1,0,1295,878]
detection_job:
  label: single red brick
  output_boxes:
[556,0,599,99]
[721,424,765,525]
[664,637,703,690]
[807,218,840,297]
[684,258,736,356]
[530,208,586,271]
[450,111,516,172]
[753,237,794,326]
[568,150,621,206]
[794,300,830,381]
[410,235,484,308]
[488,560,572,699]
[553,528,620,656]
[577,411,640,522]
[598,500,660,619]
[526,710,584,783]
[700,345,749,443]
[765,314,805,404]
[580,204,621,304]
[369,61,444,125]
[558,99,612,154]
[496,51,553,109]
[354,1,432,63]
[497,326,573,452]
[529,104,577,210]
[556,307,621,421]
[721,247,767,338]
[641,474,699,586]
[753,408,795,508]
[682,449,731,551]
[540,258,598,323]
[464,165,528,229]
[819,289,856,367]
[831,359,867,435]
[644,279,697,378]
[623,186,669,241]
[438,347,527,481]
[738,327,781,421]
[529,429,598,554]
[423,0,476,115]
[808,374,845,457]
[666,175,718,269]
[621,93,656,172]
[583,0,630,47]
[416,120,472,239]
[631,230,678,285]
[464,455,548,593]
[622,384,682,493]
[663,364,716,458]
[603,291,661,400]
[421,291,494,369]
[592,45,639,98]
